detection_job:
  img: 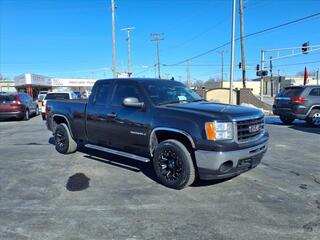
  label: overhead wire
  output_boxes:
[166,12,320,66]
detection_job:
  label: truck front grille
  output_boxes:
[236,117,264,142]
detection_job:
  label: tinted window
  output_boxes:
[309,88,320,96]
[45,93,70,100]
[142,81,202,105]
[0,95,15,103]
[95,83,111,105]
[278,87,304,97]
[112,83,142,106]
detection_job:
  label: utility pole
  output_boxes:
[229,0,236,104]
[120,27,135,75]
[187,60,191,87]
[317,68,319,85]
[111,0,117,78]
[260,49,265,101]
[270,56,273,97]
[151,33,164,79]
[217,50,224,88]
[239,0,246,88]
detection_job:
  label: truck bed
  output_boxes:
[46,99,88,140]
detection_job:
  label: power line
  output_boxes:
[166,12,320,66]
[273,60,320,68]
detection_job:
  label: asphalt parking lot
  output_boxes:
[0,116,319,240]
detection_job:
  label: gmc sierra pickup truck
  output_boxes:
[46,78,269,189]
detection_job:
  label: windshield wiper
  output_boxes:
[188,99,205,103]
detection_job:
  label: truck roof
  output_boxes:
[96,78,177,84]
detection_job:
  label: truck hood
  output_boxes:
[164,101,263,121]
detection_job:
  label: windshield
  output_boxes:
[142,81,203,105]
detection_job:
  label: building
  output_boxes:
[221,80,261,96]
[14,73,96,98]
[0,80,16,92]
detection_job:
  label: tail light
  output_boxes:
[11,96,22,106]
[291,97,305,104]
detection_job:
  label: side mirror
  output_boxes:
[123,97,144,108]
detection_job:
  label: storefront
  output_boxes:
[14,73,52,98]
[14,73,96,99]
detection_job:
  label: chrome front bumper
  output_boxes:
[195,142,268,180]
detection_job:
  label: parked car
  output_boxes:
[0,92,39,120]
[41,91,78,120]
[45,78,269,189]
[273,85,320,126]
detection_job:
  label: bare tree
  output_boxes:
[0,74,6,80]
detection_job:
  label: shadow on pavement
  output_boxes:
[266,116,320,134]
[49,137,229,188]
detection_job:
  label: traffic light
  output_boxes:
[302,42,309,54]
[256,64,260,71]
[238,62,242,69]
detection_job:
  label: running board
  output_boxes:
[84,144,150,163]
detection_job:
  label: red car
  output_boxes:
[0,92,39,120]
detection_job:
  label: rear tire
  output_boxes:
[54,123,77,154]
[307,109,320,127]
[153,139,195,189]
[279,115,294,125]
[35,107,40,116]
[23,109,30,121]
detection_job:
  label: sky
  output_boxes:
[0,0,320,82]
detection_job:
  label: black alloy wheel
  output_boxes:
[54,123,77,154]
[153,139,195,189]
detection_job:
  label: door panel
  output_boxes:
[86,82,113,146]
[108,81,151,156]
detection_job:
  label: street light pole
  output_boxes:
[111,0,117,78]
[229,0,236,104]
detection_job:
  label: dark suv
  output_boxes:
[0,92,39,120]
[273,86,320,126]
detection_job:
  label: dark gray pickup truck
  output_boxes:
[46,78,269,189]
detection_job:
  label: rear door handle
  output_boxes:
[107,112,117,118]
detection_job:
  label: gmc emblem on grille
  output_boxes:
[248,124,261,133]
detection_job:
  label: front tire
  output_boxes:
[153,139,195,189]
[307,109,320,127]
[54,123,77,154]
[279,115,294,125]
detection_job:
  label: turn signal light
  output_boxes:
[205,122,216,140]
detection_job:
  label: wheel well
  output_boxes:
[53,115,72,136]
[311,106,320,111]
[152,130,194,155]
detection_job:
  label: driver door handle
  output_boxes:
[107,112,117,118]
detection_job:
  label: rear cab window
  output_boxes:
[94,83,112,105]
[45,93,70,100]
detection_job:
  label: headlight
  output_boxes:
[205,122,233,141]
